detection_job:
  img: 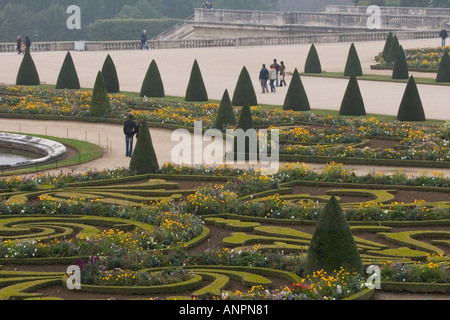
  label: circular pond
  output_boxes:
[0,133,66,170]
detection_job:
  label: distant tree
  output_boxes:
[16,49,40,86]
[232,66,258,106]
[214,89,236,130]
[304,43,322,74]
[90,71,111,118]
[344,43,363,76]
[102,54,120,93]
[129,119,159,174]
[283,68,310,111]
[397,76,426,122]
[436,49,450,83]
[56,51,80,89]
[185,59,208,101]
[339,74,366,116]
[140,59,165,98]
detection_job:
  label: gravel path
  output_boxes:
[0,38,449,177]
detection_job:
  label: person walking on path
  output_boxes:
[269,64,277,93]
[16,35,22,54]
[259,64,269,93]
[141,30,149,50]
[440,28,448,47]
[123,114,137,157]
[25,36,31,52]
[273,59,280,87]
[279,61,286,87]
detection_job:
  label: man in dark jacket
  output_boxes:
[123,114,137,157]
[141,30,148,50]
[25,36,31,51]
[259,64,269,93]
[440,28,448,47]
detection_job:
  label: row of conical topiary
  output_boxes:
[15,47,428,122]
[304,42,363,76]
[381,31,450,82]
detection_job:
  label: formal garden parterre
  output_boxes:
[0,43,450,300]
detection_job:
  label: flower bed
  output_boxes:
[1,85,449,168]
[373,46,450,72]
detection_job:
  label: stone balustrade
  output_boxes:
[194,8,449,30]
[320,5,450,16]
[0,29,440,53]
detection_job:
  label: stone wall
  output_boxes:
[320,5,450,16]
[193,8,449,30]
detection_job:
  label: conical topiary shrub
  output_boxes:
[129,119,159,174]
[386,35,400,64]
[381,31,394,61]
[237,102,254,132]
[392,45,409,80]
[90,71,111,118]
[56,51,80,89]
[436,49,450,83]
[232,66,257,107]
[304,43,322,74]
[234,102,256,158]
[102,54,120,93]
[397,76,426,122]
[283,68,310,111]
[305,196,363,275]
[16,49,40,85]
[185,59,208,101]
[344,43,363,76]
[140,59,165,98]
[339,74,366,116]
[214,89,236,130]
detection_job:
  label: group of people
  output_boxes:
[16,35,31,55]
[201,2,213,9]
[259,59,286,94]
[123,114,143,157]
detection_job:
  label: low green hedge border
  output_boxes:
[381,281,450,293]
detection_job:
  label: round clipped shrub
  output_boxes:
[392,45,409,80]
[305,196,363,275]
[214,89,236,130]
[185,59,208,101]
[436,49,450,83]
[339,74,366,116]
[344,43,363,76]
[140,59,165,98]
[283,68,310,111]
[397,76,426,122]
[232,66,257,107]
[102,54,120,93]
[90,71,111,118]
[56,51,80,89]
[304,43,322,74]
[382,31,394,61]
[129,119,159,174]
[16,49,40,85]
